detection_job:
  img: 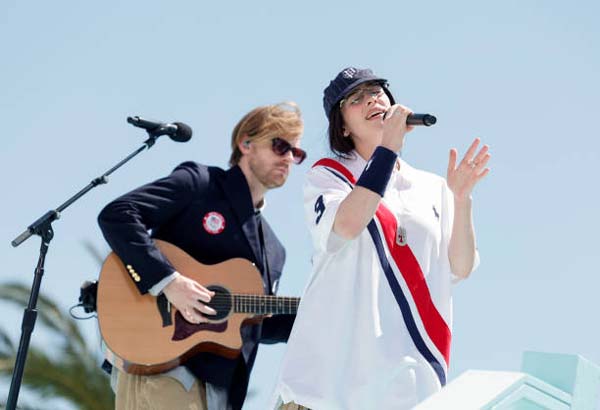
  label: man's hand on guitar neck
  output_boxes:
[162,272,217,324]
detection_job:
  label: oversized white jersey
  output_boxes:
[272,152,478,410]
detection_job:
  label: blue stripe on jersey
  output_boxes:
[323,168,354,190]
[367,220,446,386]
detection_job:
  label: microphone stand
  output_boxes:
[6,131,163,410]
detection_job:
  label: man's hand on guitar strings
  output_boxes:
[163,273,216,324]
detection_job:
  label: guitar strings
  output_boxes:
[178,294,299,312]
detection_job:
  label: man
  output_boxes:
[98,102,305,410]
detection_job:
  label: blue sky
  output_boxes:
[1,1,599,408]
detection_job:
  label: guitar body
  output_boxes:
[97,240,264,375]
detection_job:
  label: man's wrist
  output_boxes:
[149,271,180,296]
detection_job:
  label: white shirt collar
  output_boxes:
[254,198,266,214]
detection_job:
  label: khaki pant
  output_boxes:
[115,371,208,410]
[279,402,311,410]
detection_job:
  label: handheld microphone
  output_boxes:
[406,113,437,126]
[383,111,437,126]
[127,116,193,142]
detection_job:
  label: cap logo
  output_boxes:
[342,67,357,79]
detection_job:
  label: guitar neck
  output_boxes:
[233,294,300,315]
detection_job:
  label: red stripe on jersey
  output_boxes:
[375,204,451,366]
[313,158,357,183]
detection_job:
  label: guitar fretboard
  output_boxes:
[233,294,300,315]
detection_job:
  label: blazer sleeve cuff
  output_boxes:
[148,271,180,296]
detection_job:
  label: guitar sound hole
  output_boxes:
[203,285,232,321]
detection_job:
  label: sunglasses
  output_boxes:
[271,137,307,165]
[339,85,385,109]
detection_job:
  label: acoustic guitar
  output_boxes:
[97,240,299,375]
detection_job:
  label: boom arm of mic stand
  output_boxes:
[11,139,158,247]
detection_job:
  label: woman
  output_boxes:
[272,67,490,410]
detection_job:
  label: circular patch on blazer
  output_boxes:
[202,212,226,235]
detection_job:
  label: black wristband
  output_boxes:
[355,146,397,197]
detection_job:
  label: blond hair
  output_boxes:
[229,102,303,167]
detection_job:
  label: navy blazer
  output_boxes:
[98,162,295,408]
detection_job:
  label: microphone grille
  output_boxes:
[172,122,193,142]
[423,114,437,126]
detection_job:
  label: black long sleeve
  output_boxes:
[97,162,207,294]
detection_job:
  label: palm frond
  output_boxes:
[0,328,15,358]
[0,283,87,354]
[0,347,113,410]
[27,349,112,410]
[0,399,43,410]
[82,239,109,265]
[0,282,112,410]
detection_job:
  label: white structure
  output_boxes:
[414,352,600,409]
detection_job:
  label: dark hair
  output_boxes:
[328,104,355,158]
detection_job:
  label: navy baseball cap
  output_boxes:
[323,67,395,118]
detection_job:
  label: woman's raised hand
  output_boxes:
[447,138,490,201]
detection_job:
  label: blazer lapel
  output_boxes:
[258,218,282,294]
[220,166,264,272]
